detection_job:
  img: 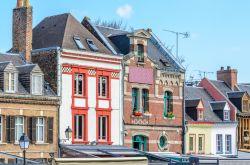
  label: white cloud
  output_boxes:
[116,4,133,19]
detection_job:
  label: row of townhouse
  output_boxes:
[1,0,250,163]
[0,0,185,163]
[184,66,250,157]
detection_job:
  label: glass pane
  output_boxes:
[102,77,107,97]
[74,116,77,138]
[78,75,83,95]
[98,117,101,139]
[78,116,83,139]
[98,77,101,96]
[102,117,106,139]
[74,75,77,94]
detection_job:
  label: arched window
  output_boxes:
[137,44,144,62]
[132,88,139,112]
[142,89,149,113]
[164,91,173,116]
[132,135,148,151]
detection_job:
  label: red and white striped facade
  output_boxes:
[59,49,123,145]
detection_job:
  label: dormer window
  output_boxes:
[137,44,144,63]
[86,39,98,52]
[243,100,249,112]
[32,75,43,95]
[74,37,86,50]
[6,72,16,93]
[224,110,230,120]
[197,110,204,121]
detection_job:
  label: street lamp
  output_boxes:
[65,126,72,140]
[163,29,190,58]
[19,133,30,165]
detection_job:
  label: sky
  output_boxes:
[0,0,249,83]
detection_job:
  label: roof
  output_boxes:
[94,25,183,72]
[33,13,112,54]
[210,102,226,111]
[16,64,36,74]
[0,61,11,71]
[227,91,245,99]
[238,84,250,96]
[185,99,200,108]
[0,53,25,66]
[185,86,221,122]
[210,80,232,97]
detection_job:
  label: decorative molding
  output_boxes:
[88,69,96,76]
[62,66,72,73]
[111,72,120,79]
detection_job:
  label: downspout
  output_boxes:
[56,47,62,158]
[121,61,125,145]
[182,72,186,154]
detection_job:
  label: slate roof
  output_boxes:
[185,86,221,122]
[185,99,200,108]
[227,91,245,99]
[238,84,250,96]
[33,13,111,55]
[210,102,226,111]
[95,26,183,72]
[210,80,232,97]
[0,53,55,96]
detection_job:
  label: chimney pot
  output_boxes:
[221,67,224,71]
[227,66,231,70]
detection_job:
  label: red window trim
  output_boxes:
[96,110,112,145]
[72,109,88,144]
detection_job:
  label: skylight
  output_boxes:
[73,37,86,50]
[86,39,98,52]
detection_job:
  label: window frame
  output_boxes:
[36,117,44,143]
[73,37,86,50]
[164,91,173,115]
[74,73,84,96]
[86,39,98,51]
[224,110,230,121]
[189,134,196,153]
[74,115,84,141]
[132,88,139,112]
[243,100,248,112]
[216,134,223,154]
[198,134,205,153]
[137,44,144,63]
[6,72,16,93]
[98,116,108,141]
[225,134,232,154]
[142,89,149,113]
[15,116,24,143]
[32,74,43,95]
[98,76,108,98]
[197,110,204,121]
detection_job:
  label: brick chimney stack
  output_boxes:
[217,66,238,90]
[12,0,32,63]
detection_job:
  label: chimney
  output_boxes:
[217,66,238,90]
[12,0,32,63]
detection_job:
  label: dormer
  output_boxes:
[127,29,151,64]
[0,62,19,93]
[16,64,44,95]
[185,99,204,121]
[228,91,249,113]
[210,101,230,121]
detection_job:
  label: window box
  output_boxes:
[134,111,143,116]
[164,112,175,119]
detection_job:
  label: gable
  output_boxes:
[224,102,230,111]
[31,65,43,74]
[4,62,18,72]
[130,29,151,39]
[197,100,204,110]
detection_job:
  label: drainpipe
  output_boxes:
[182,72,186,154]
[121,61,125,145]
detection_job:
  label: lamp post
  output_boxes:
[163,29,190,58]
[65,126,72,140]
[19,133,30,165]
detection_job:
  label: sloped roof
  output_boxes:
[185,99,200,108]
[185,86,221,122]
[227,91,245,99]
[33,13,112,54]
[0,53,25,66]
[238,84,250,96]
[16,64,36,74]
[210,102,226,111]
[95,26,183,72]
[0,61,11,71]
[210,80,232,97]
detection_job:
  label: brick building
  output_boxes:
[0,0,60,163]
[83,19,185,152]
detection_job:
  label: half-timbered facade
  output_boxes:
[83,18,185,152]
[31,13,123,145]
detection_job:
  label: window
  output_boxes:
[74,115,84,140]
[216,134,223,153]
[243,100,248,112]
[36,117,44,143]
[142,89,149,113]
[74,74,84,96]
[164,91,173,115]
[198,110,204,121]
[198,134,205,153]
[0,116,2,142]
[86,39,98,51]
[6,72,16,93]
[159,136,167,149]
[15,117,24,142]
[98,76,108,98]
[225,135,232,153]
[133,135,148,151]
[224,111,230,120]
[73,37,86,50]
[137,44,144,62]
[132,88,139,112]
[32,75,43,95]
[98,116,107,141]
[189,135,195,153]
